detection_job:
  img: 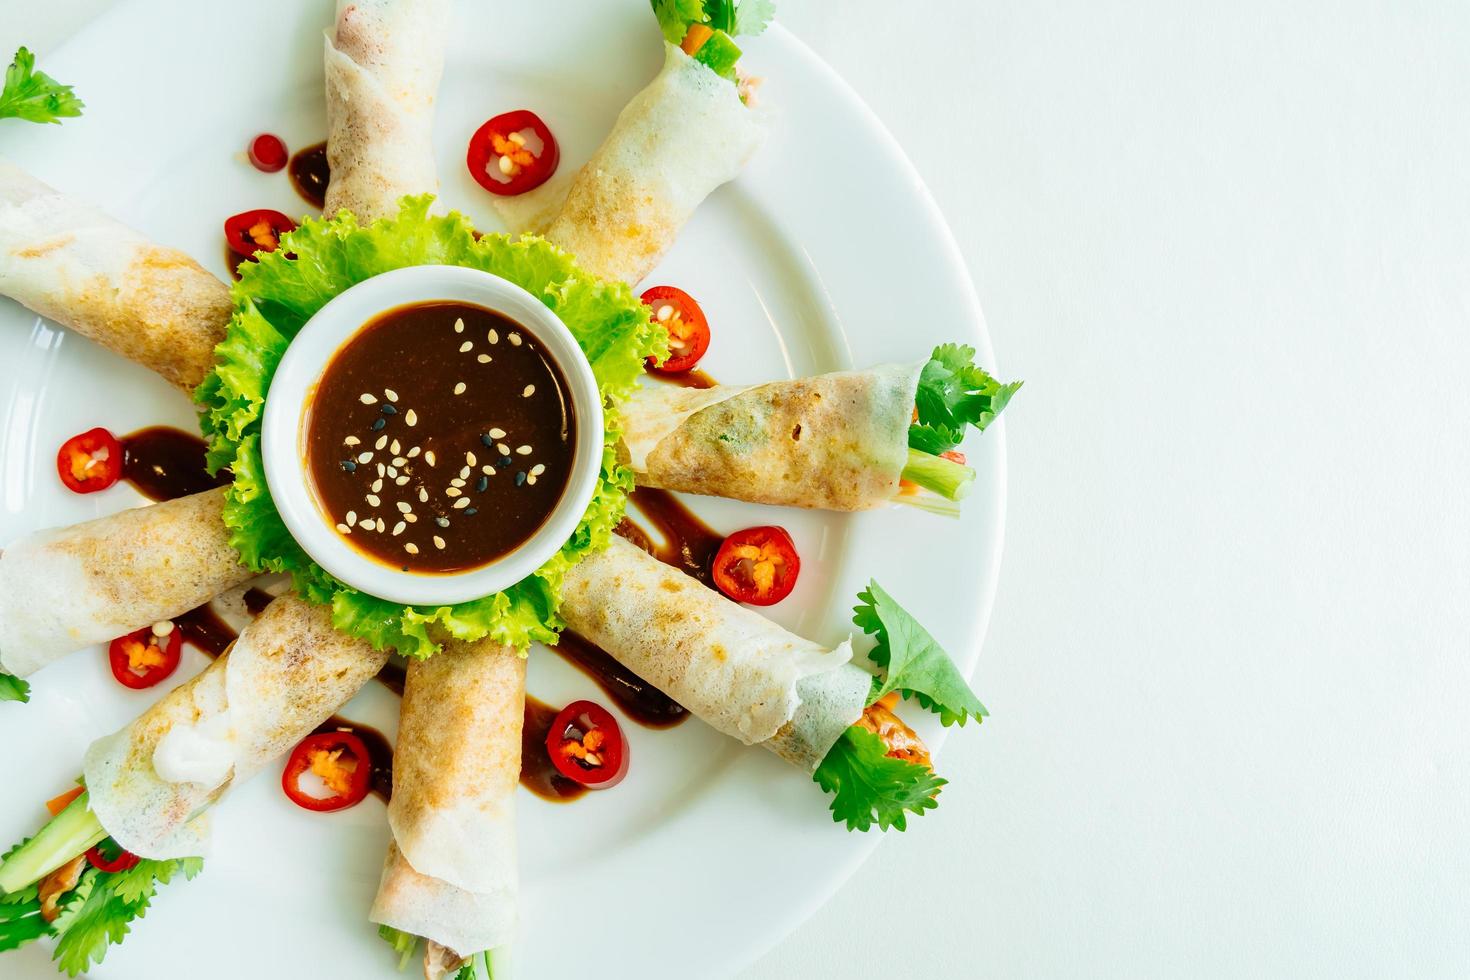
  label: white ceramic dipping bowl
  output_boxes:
[262,265,603,606]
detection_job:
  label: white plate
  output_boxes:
[0,1,1008,977]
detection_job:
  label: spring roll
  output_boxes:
[621,362,926,511]
[324,0,449,221]
[527,44,763,285]
[81,596,388,859]
[371,641,523,963]
[0,488,252,680]
[560,536,869,772]
[0,157,233,391]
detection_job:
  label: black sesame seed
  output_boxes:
[435,517,450,528]
[515,471,526,486]
[476,475,489,492]
[480,433,494,447]
[465,508,478,516]
[370,417,387,431]
[500,456,512,467]
[341,460,356,472]
[381,404,398,415]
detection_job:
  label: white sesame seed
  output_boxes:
[408,446,421,458]
[496,442,511,456]
[482,465,496,476]
[433,536,446,550]
[418,487,429,503]
[405,513,417,523]
[405,542,419,555]
[466,451,477,466]
[390,439,401,455]
[344,436,360,447]
[451,478,466,488]
[372,479,383,493]
[346,510,357,526]
[357,452,373,464]
[387,466,399,479]
[453,382,466,395]
[477,354,491,364]
[393,456,407,467]
[392,521,406,536]
[459,341,473,353]
[376,463,385,477]
[489,427,506,439]
[530,464,546,476]
[396,501,411,513]
[453,498,471,509]
[151,620,175,637]
[396,476,410,486]
[488,329,499,344]
[527,475,538,486]
[366,493,381,507]
[657,304,673,321]
[516,444,532,455]
[508,332,522,346]
[459,466,471,479]
[522,385,535,398]
[384,389,398,402]
[405,409,418,427]
[375,435,387,450]
[446,486,462,497]
[454,318,464,333]
[360,392,377,404]
[337,523,352,534]
[425,451,436,467]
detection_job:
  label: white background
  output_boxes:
[7,1,1470,977]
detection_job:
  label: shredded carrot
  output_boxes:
[681,23,714,56]
[45,786,84,816]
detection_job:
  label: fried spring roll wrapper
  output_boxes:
[324,0,449,221]
[372,641,523,958]
[0,158,233,391]
[0,488,252,679]
[82,597,388,859]
[532,44,764,285]
[621,362,926,511]
[560,537,869,772]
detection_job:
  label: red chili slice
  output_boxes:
[466,110,560,196]
[247,133,289,173]
[641,286,711,374]
[546,700,628,789]
[281,732,372,812]
[712,525,801,606]
[224,208,296,258]
[107,625,182,690]
[85,840,141,874]
[56,427,123,494]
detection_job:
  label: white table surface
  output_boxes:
[8,2,1470,977]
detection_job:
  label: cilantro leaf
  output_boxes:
[0,894,52,950]
[732,0,776,36]
[0,47,83,124]
[910,343,1021,454]
[651,0,709,44]
[0,673,29,703]
[855,581,988,727]
[814,725,945,832]
[49,853,201,976]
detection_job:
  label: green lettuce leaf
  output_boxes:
[910,343,1021,455]
[0,47,83,125]
[196,197,663,657]
[813,725,946,832]
[854,580,988,727]
[651,0,709,44]
[0,674,30,703]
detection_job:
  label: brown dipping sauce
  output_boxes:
[624,487,725,587]
[520,695,588,802]
[289,140,330,210]
[120,427,229,503]
[551,631,688,729]
[306,301,577,574]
